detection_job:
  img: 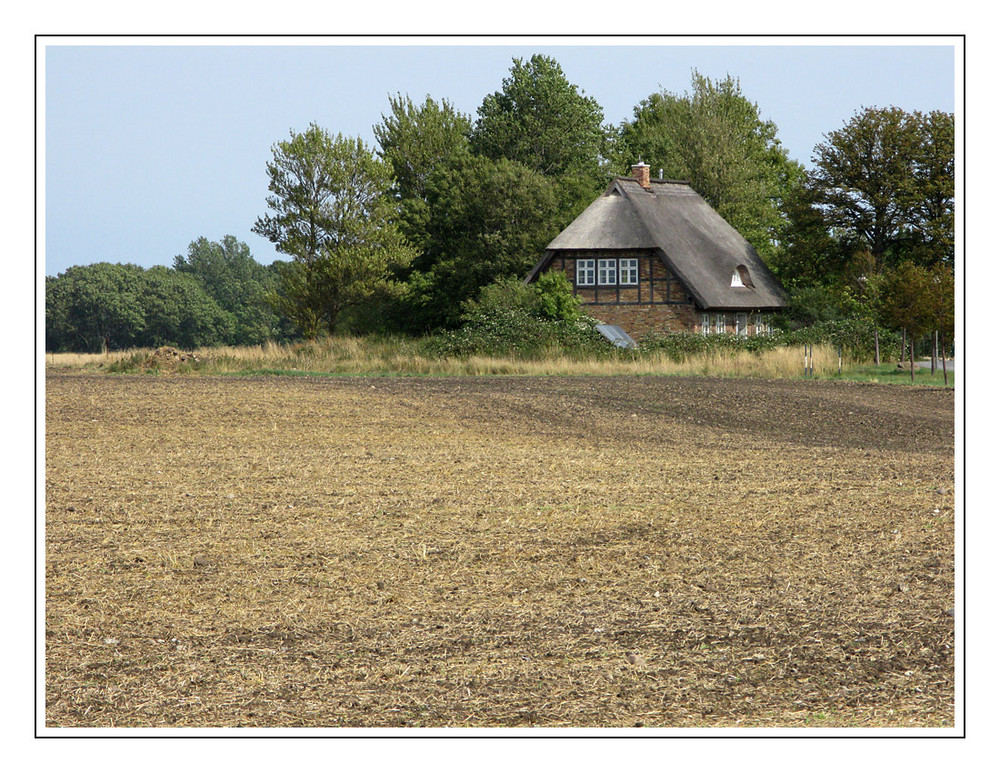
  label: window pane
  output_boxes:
[620,258,638,285]
[598,259,616,285]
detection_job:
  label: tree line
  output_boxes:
[45,237,294,352]
[46,54,955,353]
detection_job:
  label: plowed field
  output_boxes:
[44,374,956,728]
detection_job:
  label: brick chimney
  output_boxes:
[631,160,651,189]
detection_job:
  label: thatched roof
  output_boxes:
[528,177,787,311]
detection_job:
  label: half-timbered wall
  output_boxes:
[543,249,701,337]
[532,250,778,339]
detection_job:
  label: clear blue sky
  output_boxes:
[43,41,957,276]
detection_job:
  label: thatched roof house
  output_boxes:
[525,163,787,338]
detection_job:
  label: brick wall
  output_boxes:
[587,302,700,338]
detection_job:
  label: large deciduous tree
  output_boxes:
[45,263,148,352]
[252,124,416,337]
[140,266,234,349]
[373,94,473,251]
[470,54,611,218]
[374,94,472,203]
[398,154,560,330]
[808,107,954,272]
[173,235,283,344]
[620,71,800,263]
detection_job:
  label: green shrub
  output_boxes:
[534,270,581,321]
[638,331,782,361]
[424,307,607,358]
[460,276,541,321]
[781,319,901,360]
[639,321,900,363]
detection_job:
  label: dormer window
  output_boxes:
[731,265,754,288]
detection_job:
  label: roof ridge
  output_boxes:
[613,176,691,186]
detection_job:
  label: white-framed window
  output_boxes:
[715,314,726,334]
[597,259,617,285]
[701,313,711,335]
[576,259,595,286]
[736,313,748,337]
[620,258,639,285]
[753,313,763,335]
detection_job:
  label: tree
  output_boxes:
[140,266,234,349]
[470,55,611,218]
[374,94,472,203]
[880,260,938,379]
[908,110,955,267]
[45,263,147,352]
[173,235,283,344]
[373,94,473,253]
[45,262,238,352]
[620,71,800,263]
[252,125,417,336]
[769,174,858,289]
[928,261,955,350]
[396,154,561,330]
[808,107,954,272]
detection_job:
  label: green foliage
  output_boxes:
[620,71,801,263]
[392,153,561,331]
[425,307,607,359]
[252,124,416,336]
[775,284,855,330]
[639,331,782,361]
[640,321,900,363]
[173,235,287,344]
[879,260,952,342]
[373,94,473,251]
[374,94,473,203]
[780,319,901,361]
[140,267,234,349]
[460,276,541,321]
[768,179,858,288]
[46,263,148,352]
[808,107,954,271]
[533,270,581,321]
[45,261,239,352]
[470,54,611,219]
[928,263,955,344]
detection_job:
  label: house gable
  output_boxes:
[525,166,787,337]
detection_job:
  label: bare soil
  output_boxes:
[44,374,955,728]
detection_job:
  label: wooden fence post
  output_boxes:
[874,328,880,366]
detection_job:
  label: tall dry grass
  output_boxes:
[45,349,141,369]
[46,337,851,380]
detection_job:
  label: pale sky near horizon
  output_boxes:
[43,40,958,277]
